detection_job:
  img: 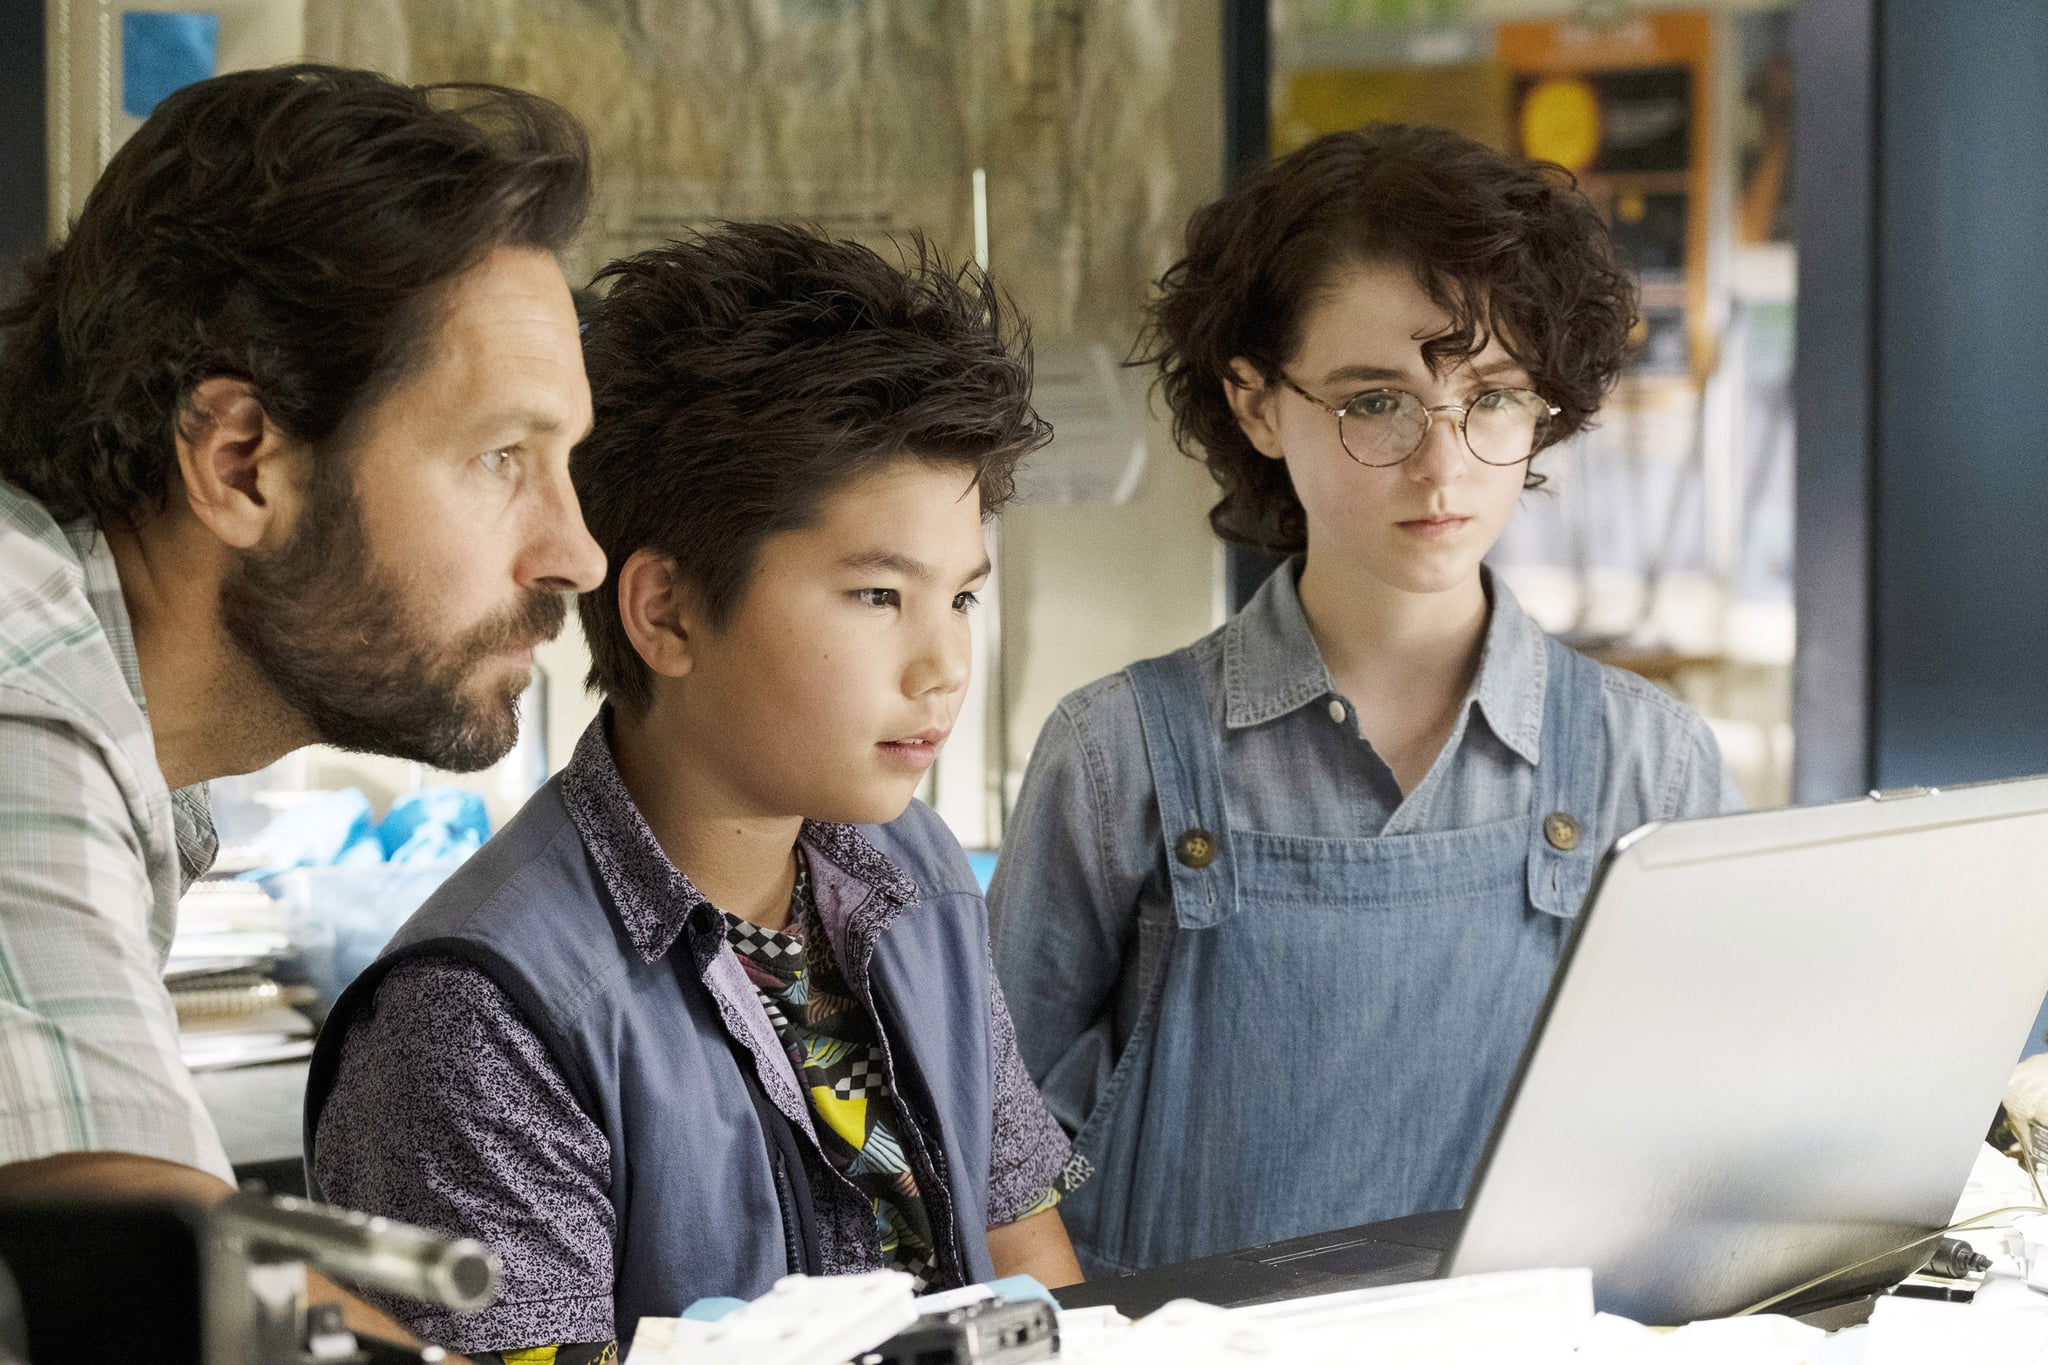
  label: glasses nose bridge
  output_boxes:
[1405,399,1473,464]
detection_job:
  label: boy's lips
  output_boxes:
[877,728,949,772]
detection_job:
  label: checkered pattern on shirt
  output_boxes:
[0,484,231,1180]
[722,865,941,1290]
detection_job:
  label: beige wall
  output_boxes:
[996,5,1228,809]
[45,0,306,237]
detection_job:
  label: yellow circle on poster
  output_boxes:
[1521,77,1602,172]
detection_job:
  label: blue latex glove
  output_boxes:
[379,786,490,862]
[239,788,379,879]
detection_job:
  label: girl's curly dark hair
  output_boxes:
[1133,123,1638,554]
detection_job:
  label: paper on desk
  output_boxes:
[1579,1312,1825,1364]
[1859,1296,2048,1364]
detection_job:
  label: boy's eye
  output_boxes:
[478,449,515,477]
[854,588,900,609]
[953,590,981,613]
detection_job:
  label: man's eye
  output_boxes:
[479,449,514,476]
[953,590,981,613]
[854,588,900,609]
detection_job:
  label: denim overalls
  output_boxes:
[1054,635,1606,1273]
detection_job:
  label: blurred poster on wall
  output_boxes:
[1499,12,1711,380]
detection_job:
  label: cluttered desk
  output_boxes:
[607,772,2048,1360]
[619,1141,2048,1362]
[608,757,2048,1361]
[9,776,2048,1363]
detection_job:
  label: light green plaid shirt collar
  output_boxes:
[59,518,218,887]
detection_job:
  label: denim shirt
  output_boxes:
[988,561,1739,1273]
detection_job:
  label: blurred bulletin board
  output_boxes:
[1274,10,1714,381]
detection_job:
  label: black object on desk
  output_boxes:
[1052,1208,1458,1318]
[0,1198,209,1364]
[1050,1205,1897,1329]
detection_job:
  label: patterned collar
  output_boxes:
[559,709,920,967]
[1220,558,1549,766]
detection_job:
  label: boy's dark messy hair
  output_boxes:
[1134,123,1638,554]
[575,222,1050,712]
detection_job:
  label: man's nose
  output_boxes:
[522,466,607,594]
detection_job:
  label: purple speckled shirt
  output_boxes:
[312,717,1076,1353]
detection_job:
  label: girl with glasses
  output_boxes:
[987,123,1743,1278]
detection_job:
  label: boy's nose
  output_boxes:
[908,625,973,698]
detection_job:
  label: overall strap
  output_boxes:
[1526,636,1608,919]
[1125,654,1239,929]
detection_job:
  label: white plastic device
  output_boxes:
[624,1270,919,1365]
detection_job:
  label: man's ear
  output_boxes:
[173,376,309,550]
[1224,358,1286,462]
[618,548,698,682]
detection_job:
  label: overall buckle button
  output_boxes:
[1543,812,1581,852]
[1175,828,1219,868]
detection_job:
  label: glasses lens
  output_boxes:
[1336,390,1427,467]
[1463,389,1550,465]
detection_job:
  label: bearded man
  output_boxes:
[0,61,603,1261]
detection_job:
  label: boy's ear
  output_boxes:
[1224,358,1286,462]
[618,548,697,681]
[174,376,312,549]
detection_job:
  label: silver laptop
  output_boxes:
[1447,775,2048,1321]
[1057,776,2048,1325]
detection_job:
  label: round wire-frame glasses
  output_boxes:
[1277,371,1560,468]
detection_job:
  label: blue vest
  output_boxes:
[303,779,998,1340]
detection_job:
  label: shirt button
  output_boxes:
[1175,828,1219,869]
[1543,812,1582,851]
[1327,698,1347,725]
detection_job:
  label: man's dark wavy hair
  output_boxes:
[1134,123,1638,554]
[574,222,1051,714]
[0,64,590,525]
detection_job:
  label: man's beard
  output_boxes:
[219,468,566,772]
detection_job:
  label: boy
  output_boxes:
[307,224,1083,1361]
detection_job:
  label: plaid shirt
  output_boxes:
[0,483,230,1181]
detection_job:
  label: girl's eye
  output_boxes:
[1471,390,1510,411]
[854,588,900,609]
[1351,391,1403,418]
[953,590,981,613]
[479,449,514,476]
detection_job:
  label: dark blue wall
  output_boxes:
[0,0,45,281]
[1871,2,2048,788]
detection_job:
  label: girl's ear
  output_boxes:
[1225,359,1286,461]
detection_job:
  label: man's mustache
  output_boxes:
[458,590,569,661]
